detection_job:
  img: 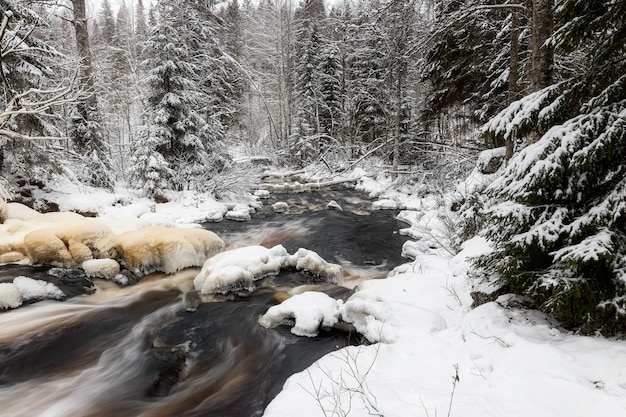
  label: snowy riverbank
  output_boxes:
[2,166,625,417]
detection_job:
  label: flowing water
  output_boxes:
[0,187,409,417]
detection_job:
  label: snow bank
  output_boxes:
[116,226,225,275]
[259,291,342,337]
[0,277,64,310]
[23,220,117,268]
[194,245,344,294]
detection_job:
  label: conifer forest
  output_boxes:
[1,0,625,334]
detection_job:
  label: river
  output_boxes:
[0,186,409,417]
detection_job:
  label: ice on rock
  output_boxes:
[117,226,225,275]
[194,245,343,294]
[225,204,252,221]
[0,276,64,309]
[13,276,64,301]
[259,291,342,337]
[287,248,344,284]
[23,220,117,268]
[254,190,271,199]
[82,259,121,279]
[0,282,22,309]
[272,202,289,213]
[194,245,289,294]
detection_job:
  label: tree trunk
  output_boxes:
[392,66,403,181]
[71,0,99,149]
[506,0,521,160]
[531,0,554,91]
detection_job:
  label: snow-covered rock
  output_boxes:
[225,204,252,221]
[23,220,117,268]
[0,277,64,310]
[272,202,289,213]
[194,245,344,295]
[13,276,64,301]
[254,189,271,199]
[287,248,343,284]
[0,282,21,309]
[194,245,290,294]
[326,200,343,211]
[116,226,225,275]
[82,259,121,279]
[259,291,342,337]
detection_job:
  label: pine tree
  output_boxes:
[474,0,626,334]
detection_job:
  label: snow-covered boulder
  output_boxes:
[116,226,225,275]
[0,277,64,310]
[13,276,64,301]
[23,220,117,268]
[254,189,270,199]
[272,202,289,213]
[225,204,252,221]
[326,200,343,211]
[259,291,342,337]
[194,245,343,295]
[0,282,21,309]
[194,245,290,294]
[82,259,121,279]
[0,251,26,264]
[286,248,343,284]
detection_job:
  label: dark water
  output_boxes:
[0,187,409,417]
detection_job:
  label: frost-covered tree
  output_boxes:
[131,0,228,194]
[70,0,114,188]
[474,0,626,334]
[0,2,72,182]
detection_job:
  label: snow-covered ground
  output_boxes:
[1,167,625,417]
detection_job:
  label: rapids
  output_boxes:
[0,187,409,417]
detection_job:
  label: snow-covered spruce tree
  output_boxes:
[474,0,626,334]
[128,125,173,199]
[422,0,531,130]
[130,1,224,194]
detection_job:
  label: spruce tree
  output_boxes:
[474,0,626,334]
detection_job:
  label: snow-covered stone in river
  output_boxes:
[24,220,117,268]
[287,248,343,284]
[116,226,225,275]
[272,202,289,213]
[372,199,397,210]
[13,276,64,301]
[225,204,252,221]
[254,189,271,199]
[194,245,290,294]
[259,291,342,337]
[0,282,22,309]
[82,259,121,279]
[0,251,27,264]
[326,200,343,211]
